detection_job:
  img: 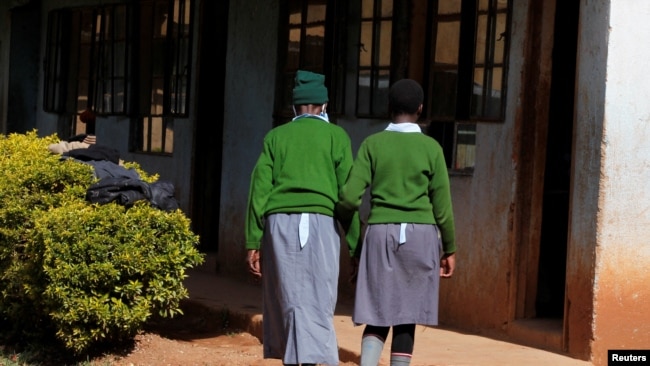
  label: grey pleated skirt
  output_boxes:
[262,213,341,365]
[352,223,442,327]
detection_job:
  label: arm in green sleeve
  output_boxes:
[245,139,274,250]
[430,150,456,254]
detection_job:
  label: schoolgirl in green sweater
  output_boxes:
[339,79,457,366]
[245,70,356,366]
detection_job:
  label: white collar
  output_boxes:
[292,113,330,123]
[385,122,422,133]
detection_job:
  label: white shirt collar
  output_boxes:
[385,122,422,133]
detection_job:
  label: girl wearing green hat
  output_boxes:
[245,70,359,366]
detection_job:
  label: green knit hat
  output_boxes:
[292,70,329,105]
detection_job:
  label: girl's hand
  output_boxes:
[440,253,455,278]
[247,250,262,278]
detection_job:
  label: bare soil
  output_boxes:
[90,301,358,366]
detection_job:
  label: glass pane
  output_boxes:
[435,21,460,64]
[475,14,487,64]
[289,0,302,24]
[114,79,125,113]
[75,115,87,135]
[494,13,507,63]
[361,0,374,18]
[306,3,326,23]
[150,116,163,152]
[471,67,502,118]
[164,120,174,153]
[497,0,508,10]
[151,78,164,115]
[479,0,489,11]
[287,28,301,70]
[171,76,187,114]
[80,10,94,43]
[142,118,150,151]
[114,42,126,77]
[77,81,90,111]
[372,69,390,115]
[103,9,112,40]
[304,25,325,70]
[454,123,476,170]
[438,0,462,14]
[152,40,165,75]
[381,0,393,17]
[491,66,502,93]
[359,22,373,66]
[378,21,392,65]
[306,24,325,38]
[94,13,102,42]
[100,80,111,112]
[471,66,484,116]
[177,0,192,33]
[114,6,127,38]
[357,69,371,115]
[79,45,91,76]
[430,71,457,118]
[154,1,169,37]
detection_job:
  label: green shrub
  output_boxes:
[0,131,204,353]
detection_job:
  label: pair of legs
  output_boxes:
[360,324,415,366]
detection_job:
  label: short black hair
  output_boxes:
[388,79,424,115]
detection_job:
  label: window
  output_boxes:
[357,0,393,118]
[276,0,328,123]
[44,10,69,114]
[44,5,129,134]
[425,0,511,171]
[274,0,349,125]
[43,0,194,154]
[133,0,193,154]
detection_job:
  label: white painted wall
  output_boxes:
[585,0,650,363]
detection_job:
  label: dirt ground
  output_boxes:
[90,301,358,366]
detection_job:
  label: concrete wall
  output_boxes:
[577,1,650,364]
[5,0,40,134]
[217,0,280,275]
[0,1,9,133]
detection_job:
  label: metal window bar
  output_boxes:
[168,0,190,115]
[357,0,392,117]
[44,11,66,112]
[473,0,506,119]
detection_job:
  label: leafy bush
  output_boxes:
[0,131,204,353]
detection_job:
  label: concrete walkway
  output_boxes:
[184,268,593,366]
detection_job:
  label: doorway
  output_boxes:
[191,0,229,253]
[535,0,579,319]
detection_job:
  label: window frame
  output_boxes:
[43,0,195,155]
[44,5,130,129]
[355,0,394,119]
[131,0,194,155]
[274,0,342,125]
[424,0,512,172]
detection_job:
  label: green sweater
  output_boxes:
[339,129,456,254]
[245,116,358,254]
